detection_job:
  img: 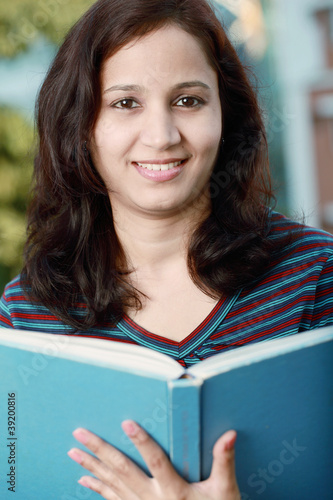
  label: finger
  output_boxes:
[78,475,122,500]
[71,429,148,495]
[209,430,240,496]
[73,428,148,481]
[121,420,186,493]
[68,447,136,498]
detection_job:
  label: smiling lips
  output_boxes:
[133,159,188,182]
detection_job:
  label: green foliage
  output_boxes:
[0,0,95,58]
[0,107,34,287]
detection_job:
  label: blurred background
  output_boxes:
[0,0,332,293]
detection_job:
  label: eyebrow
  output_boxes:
[103,80,211,94]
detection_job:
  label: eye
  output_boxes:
[174,96,203,108]
[111,98,140,109]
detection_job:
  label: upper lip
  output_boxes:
[133,158,189,164]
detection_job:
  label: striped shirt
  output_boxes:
[1,212,333,367]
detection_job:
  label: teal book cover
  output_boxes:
[0,326,332,499]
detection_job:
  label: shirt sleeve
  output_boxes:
[309,253,333,329]
[0,290,14,328]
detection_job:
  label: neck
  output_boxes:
[112,197,211,277]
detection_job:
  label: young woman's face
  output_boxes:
[91,24,222,218]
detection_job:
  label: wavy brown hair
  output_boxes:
[22,0,281,329]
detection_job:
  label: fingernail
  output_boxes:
[225,431,237,451]
[68,448,83,464]
[73,428,90,445]
[121,420,139,437]
[78,477,92,488]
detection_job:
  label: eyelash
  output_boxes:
[111,98,140,110]
[174,96,204,108]
[110,95,205,110]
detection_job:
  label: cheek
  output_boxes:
[200,126,222,158]
[92,117,119,150]
[195,109,222,155]
[90,125,128,177]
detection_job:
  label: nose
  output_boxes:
[139,106,181,151]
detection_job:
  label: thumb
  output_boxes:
[209,430,240,497]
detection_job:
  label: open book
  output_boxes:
[0,326,332,500]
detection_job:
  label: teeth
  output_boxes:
[136,161,183,171]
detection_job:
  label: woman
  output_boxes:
[1,0,332,498]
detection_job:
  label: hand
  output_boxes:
[67,420,240,500]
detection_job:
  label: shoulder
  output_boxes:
[0,274,73,332]
[237,212,333,332]
[269,211,333,259]
[0,275,24,328]
[260,211,333,292]
[2,274,26,299]
[1,275,26,312]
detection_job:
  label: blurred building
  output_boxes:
[216,0,333,232]
[270,0,333,231]
[311,2,333,232]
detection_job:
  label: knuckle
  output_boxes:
[149,452,165,470]
[111,452,130,475]
[105,470,122,491]
[89,437,104,455]
[90,458,109,479]
[133,429,150,445]
[82,455,100,474]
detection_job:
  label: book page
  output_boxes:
[187,326,333,379]
[0,328,185,379]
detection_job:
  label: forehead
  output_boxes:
[100,24,218,89]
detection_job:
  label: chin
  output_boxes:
[136,200,183,214]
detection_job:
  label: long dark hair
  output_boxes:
[23,0,279,329]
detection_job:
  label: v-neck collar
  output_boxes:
[117,290,242,359]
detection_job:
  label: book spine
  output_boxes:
[168,377,203,482]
